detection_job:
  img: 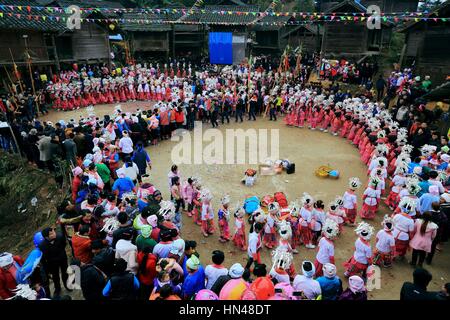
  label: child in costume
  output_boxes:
[314,219,339,277]
[311,200,326,244]
[276,220,296,278]
[288,201,301,253]
[200,189,215,237]
[191,180,202,226]
[334,196,347,231]
[299,193,315,249]
[263,202,279,249]
[385,161,408,210]
[269,247,293,283]
[359,175,382,220]
[232,207,247,251]
[392,197,416,259]
[373,215,395,268]
[218,195,231,243]
[344,222,374,278]
[343,177,362,226]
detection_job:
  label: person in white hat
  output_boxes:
[316,263,343,301]
[0,252,24,299]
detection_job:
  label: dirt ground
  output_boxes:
[41,102,450,300]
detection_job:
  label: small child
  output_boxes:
[334,196,348,231]
[373,215,395,268]
[311,200,326,244]
[200,189,214,237]
[359,176,382,220]
[232,207,247,251]
[344,222,374,278]
[327,200,345,233]
[263,202,278,249]
[314,219,339,277]
[218,195,231,242]
[343,177,362,226]
[299,193,315,249]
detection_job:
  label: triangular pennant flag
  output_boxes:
[0,13,3,18]
[18,6,22,11]
[27,6,31,13]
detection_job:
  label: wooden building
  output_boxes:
[319,0,392,58]
[0,0,68,70]
[398,1,450,86]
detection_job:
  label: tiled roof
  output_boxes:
[0,0,68,32]
[119,12,173,32]
[183,5,259,24]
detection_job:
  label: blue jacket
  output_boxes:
[317,276,343,301]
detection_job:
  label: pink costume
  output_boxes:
[233,217,247,251]
[359,186,381,220]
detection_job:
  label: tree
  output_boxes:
[294,0,316,12]
[418,0,447,12]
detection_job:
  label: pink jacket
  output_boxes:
[183,182,195,203]
[409,220,438,253]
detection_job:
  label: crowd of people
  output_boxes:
[0,55,449,301]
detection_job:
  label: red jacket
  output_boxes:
[72,234,93,264]
[0,256,24,299]
[137,252,157,286]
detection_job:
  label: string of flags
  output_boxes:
[0,3,447,18]
[0,12,446,26]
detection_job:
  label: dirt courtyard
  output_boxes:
[42,103,450,300]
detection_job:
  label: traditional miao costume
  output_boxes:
[343,177,361,225]
[270,247,293,284]
[359,176,381,220]
[321,111,331,132]
[344,222,374,278]
[299,193,315,248]
[218,195,231,242]
[263,213,277,249]
[330,113,342,135]
[385,170,406,210]
[373,215,395,267]
[392,197,416,258]
[314,219,339,277]
[233,209,247,251]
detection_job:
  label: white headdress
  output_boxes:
[382,214,394,232]
[199,188,213,202]
[401,144,414,155]
[268,202,280,215]
[355,222,374,240]
[322,219,339,239]
[158,200,176,221]
[377,130,386,139]
[375,144,389,157]
[421,144,437,157]
[252,207,267,224]
[277,220,292,240]
[234,206,246,218]
[288,201,300,217]
[369,175,382,188]
[334,196,344,207]
[406,177,421,195]
[221,194,230,205]
[101,217,120,234]
[349,177,362,190]
[7,285,38,300]
[399,196,417,215]
[301,192,314,206]
[271,247,293,270]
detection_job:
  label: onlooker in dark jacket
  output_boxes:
[400,268,440,300]
[39,227,70,296]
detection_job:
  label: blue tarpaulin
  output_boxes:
[209,32,233,65]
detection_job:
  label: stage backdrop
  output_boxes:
[209,32,233,65]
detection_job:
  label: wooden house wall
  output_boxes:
[132,32,169,52]
[0,30,49,63]
[286,31,319,53]
[322,23,367,55]
[415,27,450,84]
[71,23,109,61]
[255,30,279,48]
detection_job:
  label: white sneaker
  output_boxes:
[306,244,316,249]
[292,249,299,254]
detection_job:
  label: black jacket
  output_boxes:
[92,248,116,277]
[39,233,68,268]
[210,274,231,295]
[400,282,440,300]
[81,264,107,301]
